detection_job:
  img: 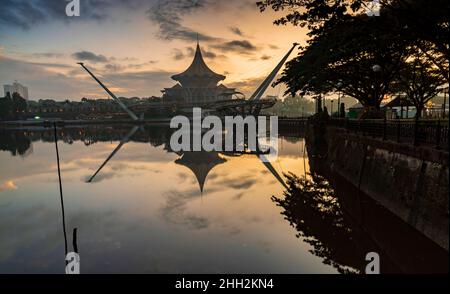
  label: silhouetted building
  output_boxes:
[162,42,237,105]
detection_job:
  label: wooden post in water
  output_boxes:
[53,122,68,259]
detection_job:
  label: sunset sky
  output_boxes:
[0,0,309,101]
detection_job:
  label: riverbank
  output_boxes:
[1,117,309,130]
[0,118,173,128]
[306,121,449,250]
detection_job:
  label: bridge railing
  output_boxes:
[328,118,449,150]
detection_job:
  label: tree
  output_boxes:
[0,93,13,120]
[264,95,316,117]
[395,50,447,118]
[257,0,449,83]
[385,0,449,82]
[11,92,27,117]
[258,0,448,118]
[277,14,408,115]
[257,0,357,36]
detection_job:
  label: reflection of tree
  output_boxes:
[0,125,173,148]
[1,125,297,150]
[280,136,301,144]
[272,172,365,274]
[262,95,315,117]
[0,129,32,156]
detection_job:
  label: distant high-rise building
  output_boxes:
[4,81,29,100]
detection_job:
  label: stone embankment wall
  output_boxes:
[306,123,449,250]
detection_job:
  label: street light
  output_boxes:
[372,64,382,117]
[443,87,448,119]
[372,64,382,73]
[336,81,343,118]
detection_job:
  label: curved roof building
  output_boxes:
[162,42,236,105]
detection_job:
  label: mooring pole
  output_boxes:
[53,122,68,258]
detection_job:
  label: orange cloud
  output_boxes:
[0,181,18,192]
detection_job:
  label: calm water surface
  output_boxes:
[0,125,447,273]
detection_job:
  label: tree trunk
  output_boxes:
[415,105,423,119]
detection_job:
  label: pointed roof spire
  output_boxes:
[171,40,225,88]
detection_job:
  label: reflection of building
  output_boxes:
[175,151,226,192]
[162,42,236,105]
[4,81,29,100]
[5,124,288,193]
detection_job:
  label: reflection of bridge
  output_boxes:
[1,124,296,192]
[85,125,288,192]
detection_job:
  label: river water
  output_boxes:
[0,125,447,273]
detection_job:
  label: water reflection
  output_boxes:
[275,171,449,274]
[80,125,286,192]
[0,125,447,273]
[0,128,32,156]
[273,173,375,274]
[0,125,303,273]
[87,126,140,183]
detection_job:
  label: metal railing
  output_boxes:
[328,118,449,150]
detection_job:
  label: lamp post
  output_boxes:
[372,64,382,117]
[443,87,448,119]
[372,64,382,98]
[316,94,322,113]
[331,100,334,117]
[336,81,343,118]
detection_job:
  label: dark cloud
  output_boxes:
[212,40,258,55]
[186,47,195,56]
[127,60,158,69]
[72,51,109,63]
[0,0,148,30]
[32,52,65,58]
[103,70,175,95]
[0,55,95,99]
[229,26,244,36]
[172,46,225,61]
[202,50,217,59]
[28,61,74,68]
[104,63,124,72]
[226,76,264,96]
[147,0,220,42]
[0,55,175,100]
[172,49,185,60]
[186,46,224,60]
[260,54,271,60]
[226,74,283,97]
[0,0,47,30]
